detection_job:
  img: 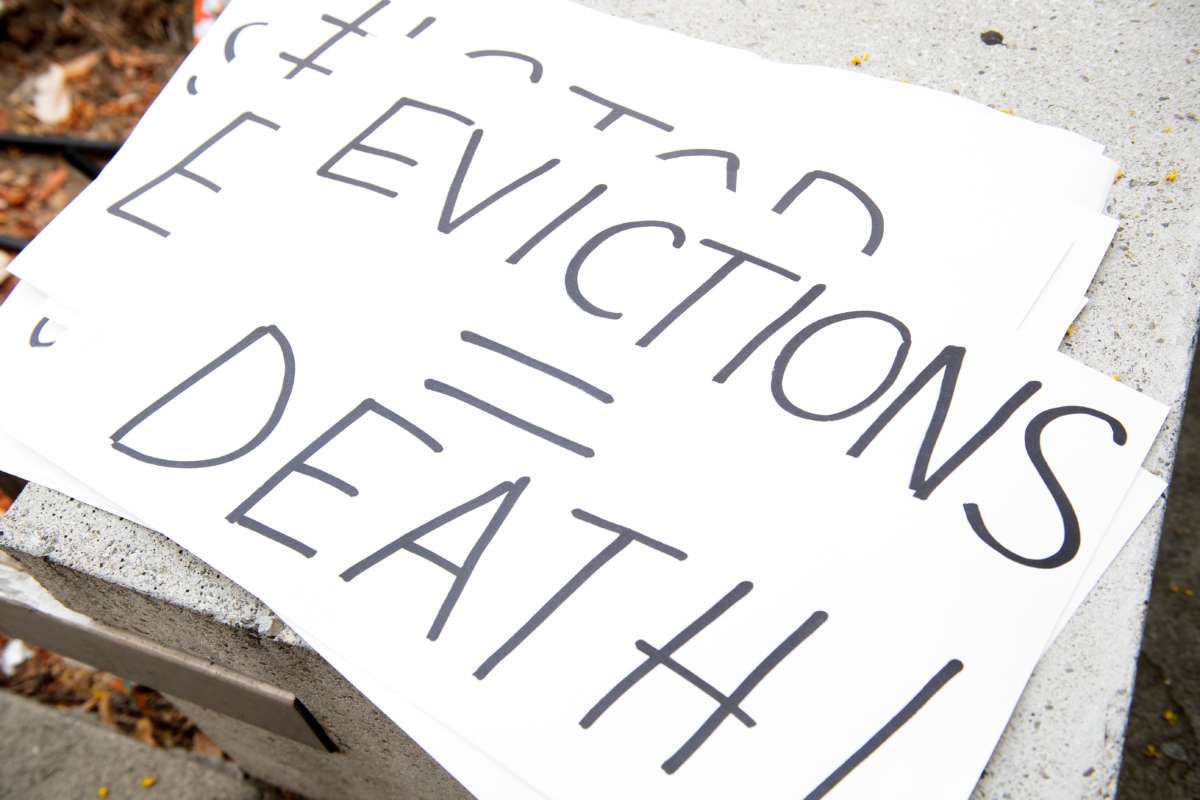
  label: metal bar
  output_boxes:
[0,235,30,253]
[63,146,103,180]
[0,598,336,752]
[0,133,122,157]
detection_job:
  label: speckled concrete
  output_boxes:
[0,1,1197,798]
[0,487,472,800]
[0,688,258,800]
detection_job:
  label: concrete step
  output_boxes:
[0,688,259,800]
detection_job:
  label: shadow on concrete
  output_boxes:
[1118,340,1200,798]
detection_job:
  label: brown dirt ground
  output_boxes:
[0,0,189,244]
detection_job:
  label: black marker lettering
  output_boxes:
[568,86,674,133]
[771,312,911,421]
[803,659,963,799]
[506,184,607,265]
[848,345,1043,499]
[186,75,199,95]
[29,318,56,348]
[279,0,389,79]
[111,326,294,469]
[713,285,827,384]
[225,21,269,62]
[656,149,740,192]
[965,406,1126,569]
[474,508,685,679]
[424,379,594,457]
[439,129,560,234]
[773,170,884,256]
[581,581,828,774]
[565,220,686,319]
[460,330,613,403]
[317,98,473,197]
[340,477,529,639]
[406,15,436,38]
[226,398,442,558]
[108,112,279,237]
[637,238,799,348]
[465,50,544,83]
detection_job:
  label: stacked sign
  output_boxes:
[0,1,1171,797]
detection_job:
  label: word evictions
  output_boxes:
[105,89,1127,573]
[90,2,1124,790]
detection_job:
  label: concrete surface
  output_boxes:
[0,549,91,624]
[0,487,473,800]
[0,688,258,800]
[1119,334,1200,796]
[1,1,1198,798]
[570,5,1200,798]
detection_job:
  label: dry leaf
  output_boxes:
[191,730,225,759]
[32,64,71,125]
[97,690,115,726]
[121,47,169,69]
[62,50,103,82]
[131,685,157,713]
[70,98,97,131]
[97,93,145,117]
[134,717,157,747]
[32,166,70,204]
[1,188,29,208]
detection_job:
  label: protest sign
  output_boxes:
[0,2,1167,797]
[4,40,1166,798]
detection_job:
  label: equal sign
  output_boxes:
[424,330,614,458]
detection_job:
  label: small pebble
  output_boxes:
[981,30,1004,45]
[1162,741,1188,762]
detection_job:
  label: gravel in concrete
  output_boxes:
[0,688,258,800]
